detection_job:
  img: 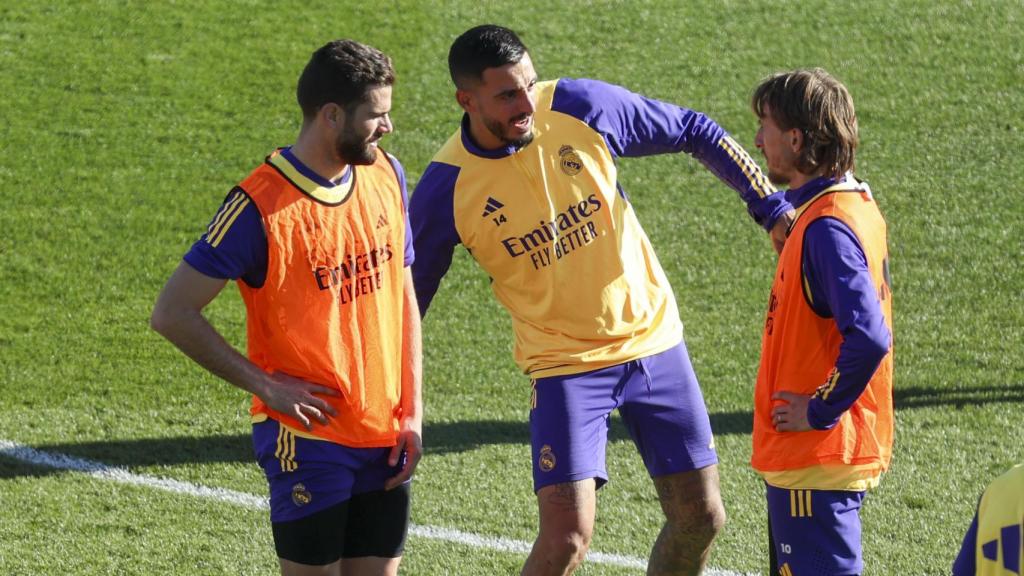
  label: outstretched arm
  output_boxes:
[551,77,793,233]
[150,261,338,430]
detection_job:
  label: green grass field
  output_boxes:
[1,1,1022,574]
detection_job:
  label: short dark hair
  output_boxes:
[448,25,528,89]
[296,39,395,120]
[752,68,858,178]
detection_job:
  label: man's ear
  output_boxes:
[788,128,804,154]
[320,102,343,130]
[455,89,474,114]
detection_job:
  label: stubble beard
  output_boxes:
[767,169,790,187]
[485,115,535,149]
[335,127,378,166]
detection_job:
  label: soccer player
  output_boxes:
[411,25,791,575]
[748,68,894,576]
[150,40,422,576]
[953,463,1024,576]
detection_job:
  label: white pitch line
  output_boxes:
[0,439,750,575]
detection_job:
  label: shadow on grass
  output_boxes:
[0,413,752,475]
[0,454,64,480]
[0,434,254,480]
[895,382,1024,409]
[2,386,1020,477]
[422,410,756,455]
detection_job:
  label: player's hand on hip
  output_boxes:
[770,209,795,254]
[384,418,422,490]
[259,372,339,431]
[771,391,812,432]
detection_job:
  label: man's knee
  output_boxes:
[654,467,726,538]
[684,495,726,535]
[535,480,597,563]
[542,526,593,563]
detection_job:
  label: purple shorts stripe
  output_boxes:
[253,419,403,522]
[766,483,865,575]
[529,340,717,492]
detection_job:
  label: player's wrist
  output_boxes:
[245,370,279,403]
[806,397,841,430]
[754,191,794,231]
[401,413,423,434]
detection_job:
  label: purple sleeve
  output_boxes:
[802,217,891,430]
[409,161,462,316]
[182,188,267,287]
[386,153,415,267]
[550,77,790,229]
[951,509,979,576]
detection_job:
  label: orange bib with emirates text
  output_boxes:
[238,151,406,448]
[751,183,893,477]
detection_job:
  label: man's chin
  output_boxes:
[767,171,790,187]
[340,147,377,166]
[506,131,535,148]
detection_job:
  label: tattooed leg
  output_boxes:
[521,479,597,576]
[648,465,726,576]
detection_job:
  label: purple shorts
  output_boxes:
[529,340,717,492]
[252,418,404,522]
[766,483,865,575]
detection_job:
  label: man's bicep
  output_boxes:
[157,261,229,314]
[552,77,726,156]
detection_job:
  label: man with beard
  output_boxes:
[410,25,791,575]
[151,39,422,576]
[749,68,893,576]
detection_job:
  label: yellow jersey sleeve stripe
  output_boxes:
[790,489,798,517]
[718,135,773,199]
[805,489,813,517]
[206,191,246,241]
[820,370,841,401]
[209,196,250,248]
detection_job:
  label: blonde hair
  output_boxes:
[752,68,858,178]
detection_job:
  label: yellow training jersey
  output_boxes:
[411,78,785,377]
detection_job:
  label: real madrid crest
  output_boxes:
[558,145,583,176]
[291,483,312,507]
[538,445,557,472]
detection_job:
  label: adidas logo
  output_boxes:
[980,522,1022,573]
[481,197,504,217]
[376,213,388,229]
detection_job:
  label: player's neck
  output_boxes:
[467,117,505,151]
[787,171,815,191]
[290,133,349,183]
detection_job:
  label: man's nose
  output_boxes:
[518,92,536,116]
